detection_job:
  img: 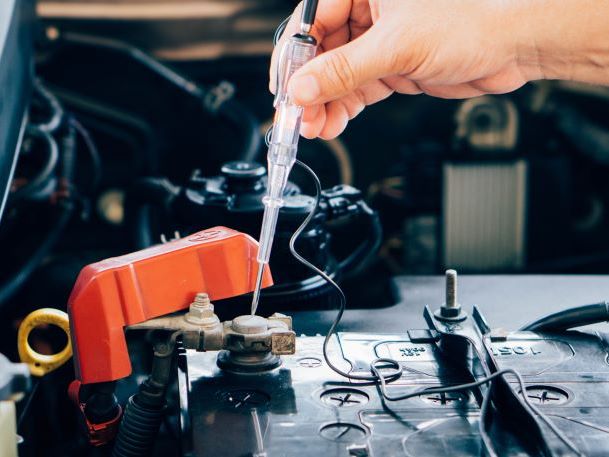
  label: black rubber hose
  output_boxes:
[111,396,166,457]
[11,126,60,202]
[126,178,181,250]
[33,80,64,134]
[133,206,154,250]
[338,202,383,278]
[59,32,261,161]
[217,98,262,162]
[554,105,609,166]
[48,84,158,174]
[520,302,609,332]
[61,32,204,99]
[0,201,73,309]
[112,336,177,457]
[0,123,77,310]
[127,178,180,207]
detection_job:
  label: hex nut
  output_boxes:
[185,293,220,326]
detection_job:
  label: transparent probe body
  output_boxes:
[251,34,317,314]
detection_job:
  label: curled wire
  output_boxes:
[273,15,292,46]
[289,160,583,457]
[289,160,401,383]
[264,126,273,147]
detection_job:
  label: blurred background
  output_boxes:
[4,1,609,455]
[22,1,609,278]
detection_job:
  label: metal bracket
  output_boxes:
[424,305,553,456]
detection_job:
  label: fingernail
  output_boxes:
[288,74,320,104]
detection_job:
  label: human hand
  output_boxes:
[270,0,537,139]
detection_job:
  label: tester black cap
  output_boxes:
[300,0,319,33]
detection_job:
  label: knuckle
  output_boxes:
[324,51,357,93]
[353,87,368,106]
[417,83,439,97]
[349,90,367,118]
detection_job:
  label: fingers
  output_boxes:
[300,77,493,139]
[302,104,321,123]
[417,82,485,99]
[469,68,528,94]
[269,0,354,93]
[301,105,326,138]
[287,21,393,106]
[381,75,423,95]
[318,23,350,53]
[319,100,349,139]
[302,80,394,139]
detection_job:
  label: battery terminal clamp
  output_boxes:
[129,301,296,373]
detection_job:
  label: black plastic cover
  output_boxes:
[180,330,609,456]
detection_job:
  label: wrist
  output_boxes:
[514,0,609,85]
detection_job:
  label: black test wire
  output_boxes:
[287,160,583,457]
[270,14,582,455]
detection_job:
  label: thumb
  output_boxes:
[288,24,391,106]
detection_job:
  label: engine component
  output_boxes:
[58,227,276,447]
[68,226,272,385]
[68,380,123,447]
[108,293,294,456]
[443,96,527,271]
[0,82,97,313]
[167,161,382,309]
[91,292,294,452]
[178,293,608,457]
[520,300,609,332]
[47,31,262,162]
[217,314,295,372]
[443,159,528,271]
[112,335,176,457]
[17,308,72,376]
[454,95,519,152]
[128,293,295,366]
[433,269,467,321]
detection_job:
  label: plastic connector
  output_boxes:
[68,380,122,447]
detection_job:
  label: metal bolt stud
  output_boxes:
[434,269,467,321]
[445,269,457,309]
[193,292,211,306]
[185,292,220,326]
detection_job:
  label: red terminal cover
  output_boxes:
[68,227,272,384]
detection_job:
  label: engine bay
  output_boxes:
[4,2,609,456]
